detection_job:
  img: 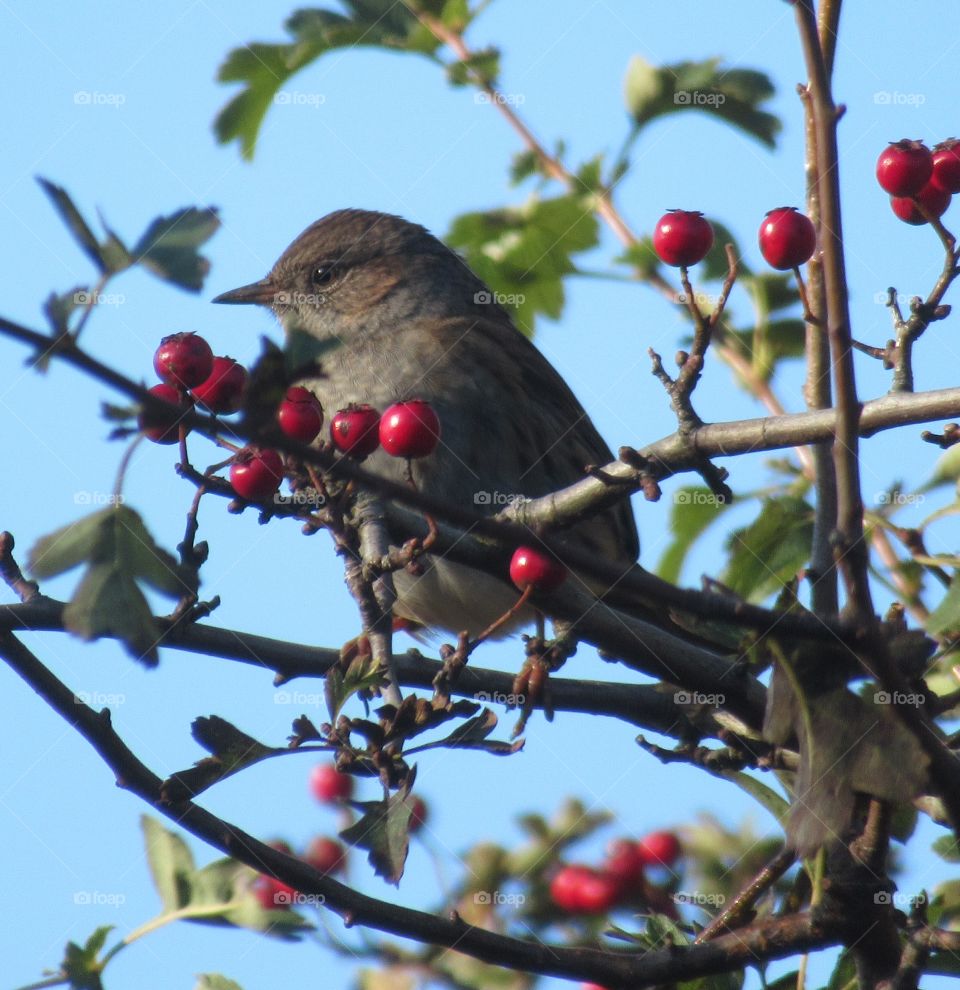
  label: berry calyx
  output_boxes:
[229,447,284,500]
[875,140,933,197]
[139,383,190,445]
[309,763,355,804]
[153,332,214,389]
[277,386,324,443]
[379,400,441,459]
[509,546,567,592]
[890,182,951,225]
[931,139,960,194]
[191,356,247,414]
[330,404,381,458]
[758,207,817,270]
[304,836,345,875]
[636,830,682,868]
[652,210,714,267]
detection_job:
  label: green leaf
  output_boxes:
[133,207,221,291]
[28,506,186,665]
[340,771,419,885]
[509,149,541,186]
[214,4,443,159]
[927,581,960,638]
[142,815,197,912]
[719,771,789,826]
[446,47,500,87]
[61,926,115,990]
[701,220,750,282]
[447,194,600,335]
[616,237,662,279]
[358,968,416,990]
[195,976,245,990]
[933,834,960,863]
[325,652,390,722]
[722,495,813,602]
[410,708,524,756]
[163,716,279,800]
[624,56,780,148]
[658,486,731,584]
[924,443,960,489]
[823,949,857,990]
[37,178,111,274]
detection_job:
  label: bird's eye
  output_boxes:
[312,264,338,287]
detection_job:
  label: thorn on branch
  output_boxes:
[0,531,41,603]
[921,423,960,448]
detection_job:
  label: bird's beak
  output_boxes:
[212,277,277,307]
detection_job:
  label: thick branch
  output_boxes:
[0,631,841,986]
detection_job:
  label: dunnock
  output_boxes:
[214,209,638,636]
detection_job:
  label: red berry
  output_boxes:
[875,140,933,197]
[229,447,284,500]
[252,875,296,911]
[652,210,714,267]
[304,836,345,875]
[153,332,214,389]
[636,830,682,868]
[252,840,296,910]
[758,207,817,270]
[191,356,247,414]
[931,139,960,194]
[379,400,441,458]
[278,386,324,443]
[330,404,381,458]
[409,795,428,833]
[603,838,646,892]
[549,865,618,915]
[309,763,355,804]
[582,985,611,990]
[890,182,952,225]
[139,382,190,445]
[509,546,567,592]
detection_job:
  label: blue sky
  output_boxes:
[3,2,960,988]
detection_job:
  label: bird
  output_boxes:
[213,209,638,638]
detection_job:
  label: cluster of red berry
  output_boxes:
[549,829,682,916]
[652,207,817,271]
[877,138,960,225]
[310,762,428,830]
[139,331,443,500]
[251,836,346,911]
